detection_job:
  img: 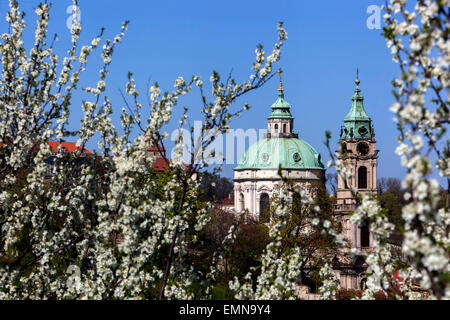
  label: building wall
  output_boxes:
[334,138,378,290]
[268,118,293,136]
[233,168,324,218]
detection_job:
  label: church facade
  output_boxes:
[233,71,378,292]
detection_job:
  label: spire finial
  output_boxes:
[278,68,284,94]
[355,68,360,86]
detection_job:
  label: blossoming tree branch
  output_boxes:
[0,0,290,299]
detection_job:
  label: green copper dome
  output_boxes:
[235,70,325,173]
[235,137,325,171]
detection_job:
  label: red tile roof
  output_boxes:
[151,157,169,172]
[2,140,191,174]
[220,195,234,206]
[46,141,92,154]
[1,141,92,155]
[150,157,192,173]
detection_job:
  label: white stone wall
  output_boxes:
[268,118,293,135]
[233,168,324,218]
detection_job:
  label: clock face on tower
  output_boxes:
[357,142,370,156]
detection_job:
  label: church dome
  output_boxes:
[235,137,325,171]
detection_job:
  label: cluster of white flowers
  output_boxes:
[3,0,446,301]
[229,191,303,300]
[321,0,450,300]
[381,0,449,300]
[312,0,449,301]
[318,263,339,300]
[349,195,397,299]
[0,1,288,300]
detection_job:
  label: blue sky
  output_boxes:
[0,0,446,186]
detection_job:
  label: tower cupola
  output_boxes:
[340,69,373,141]
[267,69,297,138]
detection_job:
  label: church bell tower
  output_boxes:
[335,70,378,250]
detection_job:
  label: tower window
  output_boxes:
[358,166,367,189]
[259,193,270,223]
[283,123,287,134]
[358,126,368,137]
[360,223,370,248]
[274,124,278,132]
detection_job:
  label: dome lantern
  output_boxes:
[267,69,296,138]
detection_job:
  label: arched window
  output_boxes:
[259,193,270,223]
[239,193,245,211]
[358,166,367,189]
[360,223,370,248]
[283,123,287,134]
[274,124,278,133]
[360,278,367,290]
